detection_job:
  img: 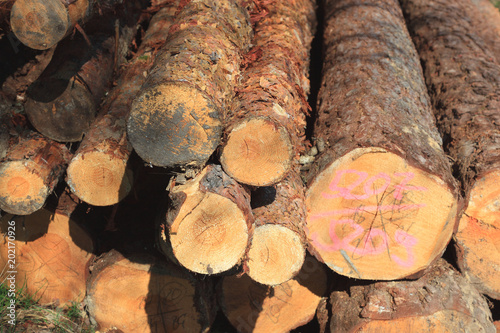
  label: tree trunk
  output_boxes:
[85,249,215,333]
[329,259,495,333]
[0,133,71,215]
[220,0,316,186]
[469,0,500,63]
[219,255,328,333]
[158,164,254,275]
[10,0,130,50]
[0,190,94,307]
[305,0,459,280]
[400,0,500,300]
[66,4,177,207]
[127,0,253,168]
[244,166,307,286]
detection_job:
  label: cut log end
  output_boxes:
[246,224,305,286]
[221,118,292,186]
[10,0,70,50]
[128,83,222,167]
[0,160,47,215]
[306,147,457,280]
[26,78,95,142]
[67,150,132,206]
[455,170,500,299]
[167,192,249,275]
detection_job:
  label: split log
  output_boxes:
[305,0,459,280]
[158,164,254,275]
[400,0,500,300]
[219,255,328,333]
[10,0,126,50]
[220,0,316,186]
[86,249,215,333]
[0,191,94,307]
[329,259,496,333]
[245,167,307,286]
[127,0,253,168]
[0,133,71,215]
[66,4,177,206]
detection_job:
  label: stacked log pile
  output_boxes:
[0,0,499,331]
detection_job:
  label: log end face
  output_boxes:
[10,0,69,50]
[26,79,96,142]
[67,150,133,206]
[169,192,249,274]
[128,84,222,168]
[0,161,47,215]
[306,148,458,280]
[246,224,305,286]
[455,170,500,299]
[221,118,293,186]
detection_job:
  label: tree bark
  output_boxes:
[0,190,94,307]
[400,0,500,300]
[158,164,254,275]
[66,4,177,206]
[0,133,71,215]
[329,259,495,333]
[244,166,307,286]
[127,0,253,168]
[85,249,215,333]
[305,0,459,280]
[10,0,129,50]
[219,255,328,333]
[220,0,316,186]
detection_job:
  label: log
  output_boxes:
[24,33,115,142]
[66,4,177,206]
[219,255,328,333]
[245,167,307,286]
[127,0,253,168]
[10,0,125,50]
[158,164,254,275]
[0,191,94,307]
[304,0,459,280]
[329,259,496,333]
[400,0,500,300]
[0,133,71,215]
[220,0,316,186]
[469,0,500,62]
[85,249,215,333]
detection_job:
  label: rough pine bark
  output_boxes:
[85,249,215,333]
[244,166,307,286]
[66,4,177,206]
[158,164,254,275]
[329,259,495,332]
[220,0,316,186]
[0,191,94,307]
[305,0,458,280]
[0,133,71,215]
[127,0,253,168]
[10,0,130,50]
[219,255,328,333]
[401,0,500,300]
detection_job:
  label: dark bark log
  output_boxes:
[220,0,316,186]
[0,190,94,307]
[329,259,495,333]
[158,164,254,275]
[244,166,307,286]
[400,0,500,300]
[0,133,71,215]
[10,0,131,50]
[219,255,328,333]
[66,4,177,206]
[85,249,216,332]
[305,0,459,280]
[127,0,252,168]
